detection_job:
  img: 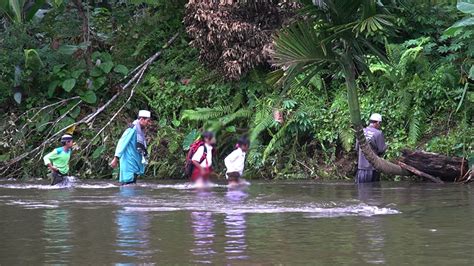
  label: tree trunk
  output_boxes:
[341,53,410,177]
[72,0,92,68]
[400,150,468,182]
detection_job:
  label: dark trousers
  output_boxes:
[51,172,66,186]
[356,169,380,183]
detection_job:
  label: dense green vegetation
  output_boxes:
[0,0,472,180]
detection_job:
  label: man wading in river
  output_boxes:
[356,113,387,183]
[44,134,74,185]
[110,110,152,184]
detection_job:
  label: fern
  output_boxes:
[249,107,273,144]
[399,88,413,116]
[339,126,354,152]
[181,106,232,121]
[220,108,253,126]
[408,108,427,145]
[262,123,290,162]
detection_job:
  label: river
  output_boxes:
[0,179,473,264]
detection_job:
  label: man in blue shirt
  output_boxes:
[356,113,387,183]
[110,110,152,184]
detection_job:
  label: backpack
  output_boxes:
[184,140,207,177]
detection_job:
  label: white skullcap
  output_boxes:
[61,134,73,141]
[138,110,151,118]
[369,113,382,122]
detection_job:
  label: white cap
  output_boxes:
[369,113,382,122]
[61,134,73,141]
[138,110,151,118]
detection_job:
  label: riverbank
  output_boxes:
[0,1,471,180]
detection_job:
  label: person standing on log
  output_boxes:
[110,110,152,185]
[356,113,387,183]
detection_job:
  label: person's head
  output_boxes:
[236,136,250,152]
[202,131,215,145]
[138,110,152,128]
[369,113,382,129]
[61,134,74,149]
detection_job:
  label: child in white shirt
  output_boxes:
[224,137,250,186]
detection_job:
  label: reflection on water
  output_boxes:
[115,187,152,261]
[357,183,386,264]
[224,189,249,261]
[43,209,72,263]
[1,181,473,265]
[190,191,216,264]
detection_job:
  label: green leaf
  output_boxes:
[445,17,474,35]
[69,106,81,119]
[55,117,75,132]
[225,126,236,133]
[113,64,128,76]
[182,129,199,150]
[172,119,181,127]
[71,69,85,79]
[58,44,87,55]
[47,80,60,97]
[53,64,65,74]
[469,65,474,80]
[62,78,76,92]
[458,0,474,15]
[99,61,114,74]
[9,0,23,23]
[80,90,97,104]
[92,77,106,90]
[92,146,106,159]
[90,67,103,77]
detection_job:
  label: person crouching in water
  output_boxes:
[43,134,74,186]
[110,110,152,185]
[356,113,387,183]
[191,131,216,186]
[224,137,249,187]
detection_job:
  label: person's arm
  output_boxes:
[43,150,59,172]
[111,128,135,168]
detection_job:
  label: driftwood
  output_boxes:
[398,161,444,184]
[400,150,468,182]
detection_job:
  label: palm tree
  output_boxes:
[270,0,410,176]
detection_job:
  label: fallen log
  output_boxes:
[398,162,444,184]
[400,150,468,182]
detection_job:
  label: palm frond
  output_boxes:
[271,21,335,88]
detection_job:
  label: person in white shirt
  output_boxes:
[191,131,216,184]
[224,137,250,186]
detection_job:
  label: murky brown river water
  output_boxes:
[0,179,473,264]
